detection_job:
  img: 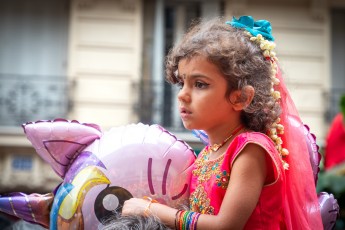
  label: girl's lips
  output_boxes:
[179,107,192,119]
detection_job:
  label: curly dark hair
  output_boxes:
[165,17,281,133]
[100,214,171,230]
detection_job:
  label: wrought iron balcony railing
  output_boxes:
[137,78,186,132]
[0,74,68,127]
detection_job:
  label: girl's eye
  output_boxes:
[195,81,209,89]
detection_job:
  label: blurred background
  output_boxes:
[0,0,344,229]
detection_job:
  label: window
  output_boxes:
[0,0,69,126]
[11,155,33,171]
[140,0,224,131]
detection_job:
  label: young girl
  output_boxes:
[122,16,322,229]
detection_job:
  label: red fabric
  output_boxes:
[189,132,285,229]
[275,65,323,229]
[230,133,286,229]
[325,113,345,170]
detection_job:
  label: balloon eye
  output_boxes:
[94,186,133,222]
[103,194,119,211]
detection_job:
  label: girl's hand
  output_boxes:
[122,198,150,216]
[123,197,180,229]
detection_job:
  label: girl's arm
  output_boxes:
[122,143,267,230]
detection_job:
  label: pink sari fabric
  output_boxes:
[190,132,286,229]
[275,65,323,229]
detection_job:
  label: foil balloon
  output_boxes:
[191,130,209,146]
[318,192,340,230]
[287,116,322,185]
[303,124,322,185]
[0,119,196,230]
[0,192,54,227]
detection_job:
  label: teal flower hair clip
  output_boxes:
[226,16,274,41]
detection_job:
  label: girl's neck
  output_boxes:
[206,123,245,147]
[205,124,245,161]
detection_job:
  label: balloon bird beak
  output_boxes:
[58,166,110,220]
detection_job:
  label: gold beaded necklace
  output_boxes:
[209,125,244,152]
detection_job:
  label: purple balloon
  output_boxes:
[1,120,196,229]
[303,124,322,185]
[318,192,339,230]
[192,129,209,146]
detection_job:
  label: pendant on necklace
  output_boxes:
[210,144,222,152]
[208,125,244,154]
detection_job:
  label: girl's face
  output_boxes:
[177,55,236,132]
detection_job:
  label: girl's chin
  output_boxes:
[182,122,199,131]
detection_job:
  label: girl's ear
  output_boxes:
[229,86,255,111]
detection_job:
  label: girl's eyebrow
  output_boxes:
[179,73,211,80]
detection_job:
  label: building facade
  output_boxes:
[0,0,344,193]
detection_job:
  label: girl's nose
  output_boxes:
[177,85,191,103]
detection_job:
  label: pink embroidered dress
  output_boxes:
[189,132,286,229]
